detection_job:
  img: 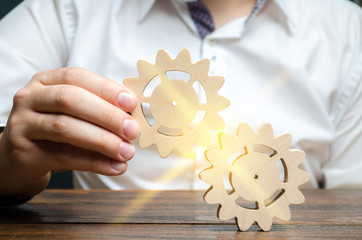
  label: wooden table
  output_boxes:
[0,189,361,239]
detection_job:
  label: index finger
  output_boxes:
[31,67,137,112]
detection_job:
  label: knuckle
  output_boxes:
[13,88,29,106]
[7,115,22,130]
[30,72,42,82]
[61,67,77,85]
[61,67,85,85]
[51,116,68,135]
[9,144,28,163]
[7,148,24,166]
[5,134,31,164]
[53,87,74,108]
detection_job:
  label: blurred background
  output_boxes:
[0,0,361,189]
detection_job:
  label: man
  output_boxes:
[0,0,361,203]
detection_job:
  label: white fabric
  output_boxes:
[0,0,361,189]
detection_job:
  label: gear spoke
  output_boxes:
[199,104,208,110]
[159,72,168,82]
[187,77,197,86]
[141,97,151,103]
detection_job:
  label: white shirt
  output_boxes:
[0,0,361,189]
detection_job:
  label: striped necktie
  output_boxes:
[186,0,215,39]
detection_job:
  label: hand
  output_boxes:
[0,67,139,195]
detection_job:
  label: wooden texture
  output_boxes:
[200,123,310,231]
[0,189,361,239]
[123,49,230,158]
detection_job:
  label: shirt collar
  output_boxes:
[272,0,296,32]
[138,0,156,23]
[246,0,296,34]
[138,0,296,33]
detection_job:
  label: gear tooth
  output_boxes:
[276,133,292,149]
[267,194,291,221]
[289,149,306,165]
[207,114,226,131]
[199,169,216,184]
[157,143,173,158]
[122,77,134,87]
[257,123,274,137]
[208,96,230,112]
[218,204,237,221]
[219,132,235,146]
[123,77,145,92]
[177,142,194,157]
[218,133,240,155]
[204,189,221,204]
[285,167,309,186]
[274,203,291,221]
[217,96,231,110]
[286,189,305,204]
[204,149,222,164]
[156,49,172,66]
[295,169,310,185]
[204,76,225,91]
[138,132,154,148]
[280,208,291,221]
[236,123,255,138]
[196,114,225,143]
[192,59,210,75]
[235,216,254,232]
[175,48,192,63]
[255,215,273,231]
[137,60,158,80]
[204,148,218,158]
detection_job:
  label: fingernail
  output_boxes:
[119,141,135,161]
[122,119,139,139]
[110,161,126,172]
[118,92,136,109]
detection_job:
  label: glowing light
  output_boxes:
[119,162,190,222]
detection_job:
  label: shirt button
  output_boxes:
[207,39,216,46]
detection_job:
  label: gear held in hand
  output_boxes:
[200,123,310,231]
[124,49,230,158]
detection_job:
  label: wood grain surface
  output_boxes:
[1,189,361,239]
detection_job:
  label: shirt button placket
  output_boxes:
[204,38,217,75]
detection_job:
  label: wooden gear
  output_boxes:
[199,123,310,231]
[124,49,230,158]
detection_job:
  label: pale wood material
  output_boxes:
[200,123,310,231]
[123,49,230,158]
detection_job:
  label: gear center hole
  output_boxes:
[172,101,177,106]
[254,174,258,180]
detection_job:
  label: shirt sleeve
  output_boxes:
[323,7,362,188]
[0,0,73,126]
